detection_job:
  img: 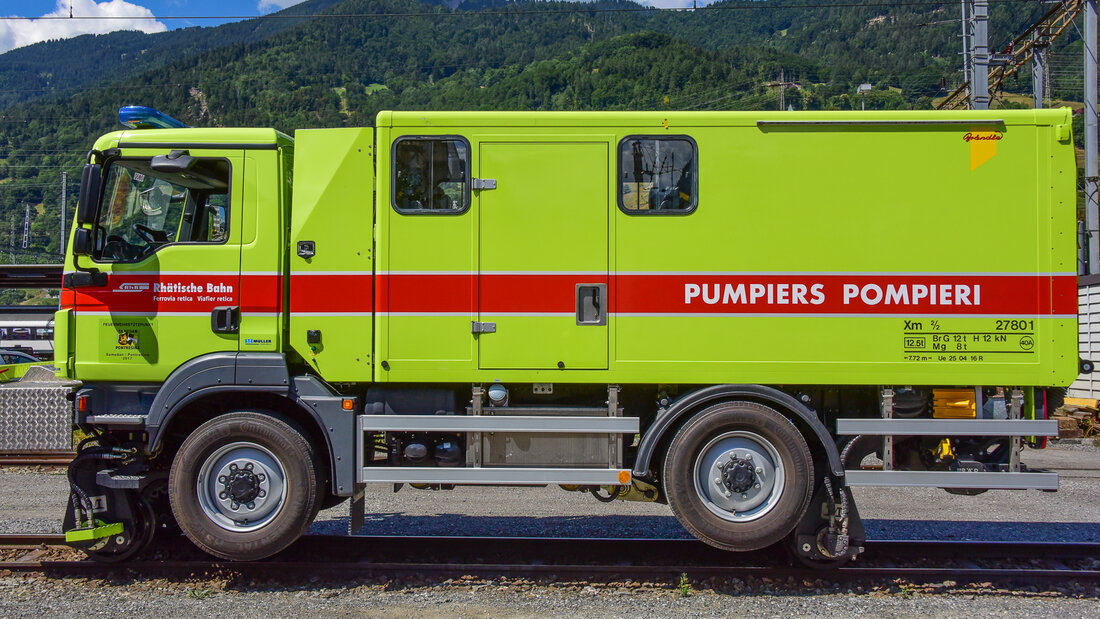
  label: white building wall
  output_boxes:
[1069,282,1100,398]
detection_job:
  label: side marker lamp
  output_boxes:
[76,394,89,414]
[342,399,355,411]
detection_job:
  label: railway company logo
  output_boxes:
[115,331,139,349]
[115,282,150,293]
[966,127,1003,172]
[962,131,1003,142]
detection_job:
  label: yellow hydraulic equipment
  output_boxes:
[932,389,978,418]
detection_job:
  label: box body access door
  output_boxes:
[477,141,609,370]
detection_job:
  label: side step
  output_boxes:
[836,418,1058,436]
[357,467,631,485]
[83,414,147,427]
[837,388,1060,491]
[357,385,638,486]
[844,470,1058,490]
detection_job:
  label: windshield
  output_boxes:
[95,159,230,262]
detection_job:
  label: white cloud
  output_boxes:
[0,0,167,54]
[257,0,307,13]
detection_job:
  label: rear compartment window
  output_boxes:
[392,137,470,214]
[618,136,697,214]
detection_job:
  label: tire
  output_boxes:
[169,412,321,561]
[663,401,814,552]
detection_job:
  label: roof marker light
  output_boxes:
[118,106,189,130]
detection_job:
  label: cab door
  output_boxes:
[477,141,609,370]
[71,149,243,383]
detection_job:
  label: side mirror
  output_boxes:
[71,228,93,256]
[151,150,195,173]
[76,163,101,225]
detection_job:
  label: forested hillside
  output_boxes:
[0,0,348,110]
[0,0,1074,273]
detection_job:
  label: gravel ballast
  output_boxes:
[0,442,1097,615]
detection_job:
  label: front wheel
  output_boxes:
[663,401,814,552]
[169,412,321,561]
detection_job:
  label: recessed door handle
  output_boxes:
[211,306,239,334]
[576,283,607,326]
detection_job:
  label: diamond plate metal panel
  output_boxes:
[0,381,79,451]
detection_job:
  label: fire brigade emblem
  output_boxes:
[116,331,139,349]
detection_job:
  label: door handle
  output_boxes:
[211,306,239,334]
[575,283,607,326]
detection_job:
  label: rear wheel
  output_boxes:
[169,412,321,561]
[663,401,814,551]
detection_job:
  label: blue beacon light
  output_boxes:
[118,106,190,130]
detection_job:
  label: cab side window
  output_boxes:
[94,158,230,262]
[392,137,470,214]
[618,136,697,214]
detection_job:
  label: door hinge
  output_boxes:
[472,178,497,190]
[471,321,496,334]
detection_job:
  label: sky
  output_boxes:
[1,0,707,54]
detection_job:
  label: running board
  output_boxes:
[836,418,1058,436]
[843,470,1058,490]
[357,466,630,485]
[357,414,638,434]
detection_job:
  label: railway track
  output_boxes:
[1,534,1097,585]
[0,452,74,466]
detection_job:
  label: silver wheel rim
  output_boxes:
[196,441,287,532]
[693,430,785,523]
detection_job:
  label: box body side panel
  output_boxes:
[372,111,1077,386]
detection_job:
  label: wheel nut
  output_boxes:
[741,493,748,499]
[247,502,255,509]
[754,483,761,489]
[745,454,752,461]
[756,468,763,474]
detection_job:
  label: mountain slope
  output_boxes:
[0,0,347,109]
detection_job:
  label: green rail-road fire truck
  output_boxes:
[56,105,1083,564]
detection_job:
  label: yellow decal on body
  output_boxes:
[966,128,1003,171]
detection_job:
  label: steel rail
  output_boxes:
[0,535,1097,584]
